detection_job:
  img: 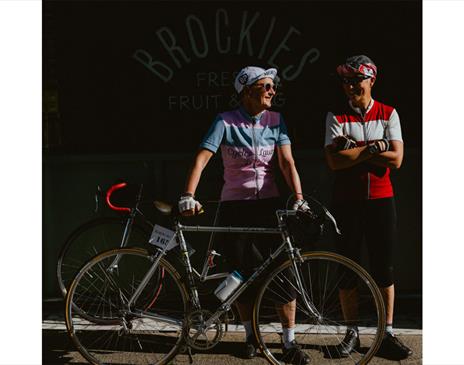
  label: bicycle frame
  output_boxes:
[117,184,152,248]
[116,209,321,331]
[66,198,387,365]
[106,184,155,270]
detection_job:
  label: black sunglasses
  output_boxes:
[254,82,277,92]
[341,76,370,85]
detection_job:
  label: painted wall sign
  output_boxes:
[133,9,320,111]
[44,1,421,153]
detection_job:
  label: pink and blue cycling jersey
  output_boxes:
[200,107,291,202]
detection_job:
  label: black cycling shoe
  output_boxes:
[281,340,311,364]
[244,335,258,358]
[334,329,360,358]
[376,333,413,360]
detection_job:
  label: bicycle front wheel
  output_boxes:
[253,251,385,365]
[65,247,188,365]
[57,217,150,297]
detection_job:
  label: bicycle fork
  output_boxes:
[283,235,322,320]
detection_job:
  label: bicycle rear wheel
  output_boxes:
[253,251,385,365]
[57,217,150,297]
[65,247,188,365]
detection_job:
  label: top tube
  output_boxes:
[177,209,296,234]
[178,225,281,234]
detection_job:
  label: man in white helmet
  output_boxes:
[325,55,412,360]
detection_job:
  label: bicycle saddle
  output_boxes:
[154,200,173,215]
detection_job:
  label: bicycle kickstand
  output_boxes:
[179,344,195,364]
[187,346,194,364]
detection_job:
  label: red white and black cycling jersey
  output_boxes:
[324,99,403,201]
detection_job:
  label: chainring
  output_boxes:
[185,309,224,350]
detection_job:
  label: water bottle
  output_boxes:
[214,270,244,302]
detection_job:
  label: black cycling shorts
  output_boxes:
[215,198,297,305]
[332,197,397,288]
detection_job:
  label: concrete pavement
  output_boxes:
[43,311,422,364]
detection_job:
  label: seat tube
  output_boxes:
[177,227,201,308]
[177,228,193,275]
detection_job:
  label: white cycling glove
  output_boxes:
[178,195,203,215]
[292,199,311,212]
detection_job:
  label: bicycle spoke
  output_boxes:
[66,248,188,365]
[57,218,149,297]
[255,252,384,365]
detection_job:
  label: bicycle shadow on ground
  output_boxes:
[43,330,88,365]
[263,341,371,362]
[43,329,269,364]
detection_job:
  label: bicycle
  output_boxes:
[56,182,153,298]
[65,197,386,365]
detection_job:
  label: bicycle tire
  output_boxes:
[253,251,385,365]
[65,247,189,365]
[57,217,150,297]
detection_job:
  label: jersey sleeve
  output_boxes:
[199,115,225,153]
[385,109,403,142]
[324,112,343,147]
[277,114,291,146]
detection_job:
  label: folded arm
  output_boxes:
[368,140,404,169]
[324,144,373,171]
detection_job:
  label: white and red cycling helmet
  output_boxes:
[336,55,377,79]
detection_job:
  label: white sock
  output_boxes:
[385,324,394,336]
[243,321,253,339]
[283,327,295,349]
[347,325,359,336]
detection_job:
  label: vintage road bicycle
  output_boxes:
[65,197,385,365]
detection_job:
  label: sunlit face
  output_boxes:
[341,73,375,105]
[244,77,277,111]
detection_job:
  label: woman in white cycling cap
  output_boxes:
[179,66,311,364]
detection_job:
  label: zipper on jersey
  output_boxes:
[361,114,370,199]
[251,119,260,199]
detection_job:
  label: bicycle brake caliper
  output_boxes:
[207,250,221,268]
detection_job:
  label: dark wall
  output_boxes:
[43,1,422,302]
[44,0,421,153]
[43,149,421,299]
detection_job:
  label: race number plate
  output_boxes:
[149,225,179,251]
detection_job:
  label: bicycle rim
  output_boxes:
[253,251,385,365]
[57,217,149,297]
[65,247,188,365]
